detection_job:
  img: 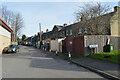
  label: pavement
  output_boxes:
[1,45,106,78]
[71,57,120,80]
[40,48,120,79]
[40,49,120,80]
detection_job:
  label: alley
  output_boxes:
[2,46,106,78]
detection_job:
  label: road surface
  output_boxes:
[2,45,106,78]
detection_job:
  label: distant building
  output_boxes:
[0,18,13,54]
[42,25,64,51]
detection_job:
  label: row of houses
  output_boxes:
[0,18,13,54]
[23,32,40,47]
[24,6,120,56]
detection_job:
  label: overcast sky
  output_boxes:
[2,1,118,37]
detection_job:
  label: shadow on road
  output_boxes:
[29,49,89,72]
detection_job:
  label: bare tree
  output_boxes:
[2,6,13,25]
[1,6,24,41]
[14,13,24,37]
[74,2,112,35]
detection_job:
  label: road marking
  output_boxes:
[3,54,14,56]
[18,56,54,60]
[31,57,53,60]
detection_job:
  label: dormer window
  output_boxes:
[78,28,82,34]
[70,29,72,35]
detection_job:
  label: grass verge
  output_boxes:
[87,50,120,64]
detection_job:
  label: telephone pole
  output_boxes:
[39,23,42,43]
[14,21,16,42]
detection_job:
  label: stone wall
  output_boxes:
[84,35,120,55]
[0,35,11,54]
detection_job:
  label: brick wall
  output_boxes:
[63,36,84,56]
[63,35,120,56]
[73,36,84,56]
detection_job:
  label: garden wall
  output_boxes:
[84,35,120,55]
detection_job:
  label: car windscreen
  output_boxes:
[9,45,17,48]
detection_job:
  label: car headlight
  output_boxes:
[12,48,16,51]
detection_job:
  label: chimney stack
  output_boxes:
[114,6,120,12]
[114,6,117,12]
[46,29,49,32]
[63,24,67,27]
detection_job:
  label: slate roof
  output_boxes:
[41,7,117,35]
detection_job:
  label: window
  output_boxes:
[38,36,40,40]
[66,30,68,36]
[46,35,48,39]
[63,31,65,36]
[70,29,72,35]
[78,28,82,34]
[60,32,62,36]
[84,28,87,33]
[44,35,46,39]
[52,34,55,38]
[43,37,45,39]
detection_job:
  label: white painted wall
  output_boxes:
[0,26,11,38]
[50,38,65,52]
[50,39,59,51]
[0,25,11,54]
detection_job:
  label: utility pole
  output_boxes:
[14,21,16,42]
[39,23,42,44]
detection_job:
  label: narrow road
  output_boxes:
[2,45,106,78]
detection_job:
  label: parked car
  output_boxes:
[2,44,19,53]
[29,42,33,46]
[2,47,9,53]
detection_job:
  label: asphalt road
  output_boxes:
[2,45,107,78]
